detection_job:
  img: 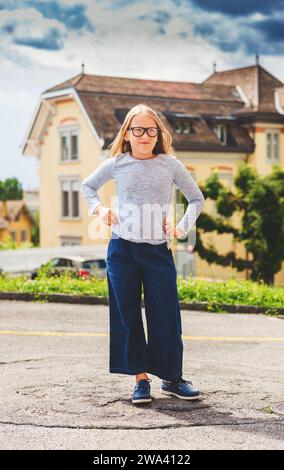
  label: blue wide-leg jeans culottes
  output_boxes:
[106,235,184,382]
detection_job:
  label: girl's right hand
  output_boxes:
[95,205,118,226]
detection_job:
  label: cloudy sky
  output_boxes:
[1,0,284,190]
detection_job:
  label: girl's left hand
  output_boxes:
[163,219,186,239]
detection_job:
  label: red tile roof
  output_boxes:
[78,91,253,152]
[203,64,283,113]
[41,65,283,152]
[44,73,244,103]
[0,200,34,224]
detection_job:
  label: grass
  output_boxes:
[0,272,284,315]
[0,272,108,298]
[177,277,284,314]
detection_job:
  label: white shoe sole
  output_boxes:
[132,397,152,404]
[160,389,201,400]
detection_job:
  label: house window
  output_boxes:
[213,124,227,145]
[21,230,27,242]
[61,134,69,161]
[60,178,80,218]
[10,230,16,241]
[266,130,280,162]
[59,125,79,161]
[60,236,81,246]
[71,133,78,159]
[71,180,79,216]
[174,121,193,134]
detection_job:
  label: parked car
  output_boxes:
[30,256,106,280]
[77,258,106,278]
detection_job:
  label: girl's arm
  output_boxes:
[173,158,205,236]
[80,157,115,216]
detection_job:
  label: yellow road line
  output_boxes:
[0,330,108,337]
[0,330,284,342]
[182,335,284,342]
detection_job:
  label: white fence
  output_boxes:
[0,244,108,275]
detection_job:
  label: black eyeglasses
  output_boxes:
[127,126,160,137]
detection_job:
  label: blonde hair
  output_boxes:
[108,103,173,157]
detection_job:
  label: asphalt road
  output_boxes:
[0,300,283,450]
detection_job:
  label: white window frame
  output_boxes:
[266,129,280,163]
[175,121,182,134]
[174,120,193,134]
[59,236,82,246]
[58,124,80,162]
[59,176,81,220]
[213,124,227,145]
[182,121,191,134]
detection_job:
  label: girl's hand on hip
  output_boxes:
[163,219,186,239]
[95,205,118,226]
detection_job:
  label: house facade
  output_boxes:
[21,63,284,284]
[0,200,34,245]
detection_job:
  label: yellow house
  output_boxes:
[21,61,284,284]
[0,200,34,245]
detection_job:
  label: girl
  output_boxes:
[80,104,205,404]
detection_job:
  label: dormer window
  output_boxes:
[213,124,227,145]
[163,111,197,136]
[174,120,193,134]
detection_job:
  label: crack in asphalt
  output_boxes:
[0,419,283,431]
[0,358,44,366]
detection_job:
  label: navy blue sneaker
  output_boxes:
[132,378,152,404]
[160,377,201,400]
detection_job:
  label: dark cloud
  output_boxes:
[13,27,65,50]
[1,0,284,58]
[151,11,172,24]
[2,23,16,34]
[111,0,140,10]
[254,19,284,42]
[31,1,95,32]
[194,23,214,37]
[191,0,284,56]
[137,9,172,37]
[138,10,172,24]
[193,19,284,57]
[178,31,188,39]
[0,1,95,32]
[193,22,240,53]
[171,0,183,6]
[157,26,166,35]
[189,0,284,16]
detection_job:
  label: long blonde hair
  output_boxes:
[108,103,173,157]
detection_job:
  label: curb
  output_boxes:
[0,291,283,315]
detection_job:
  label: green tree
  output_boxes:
[194,164,284,285]
[0,178,23,200]
[31,208,40,246]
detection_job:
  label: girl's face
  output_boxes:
[124,113,159,157]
